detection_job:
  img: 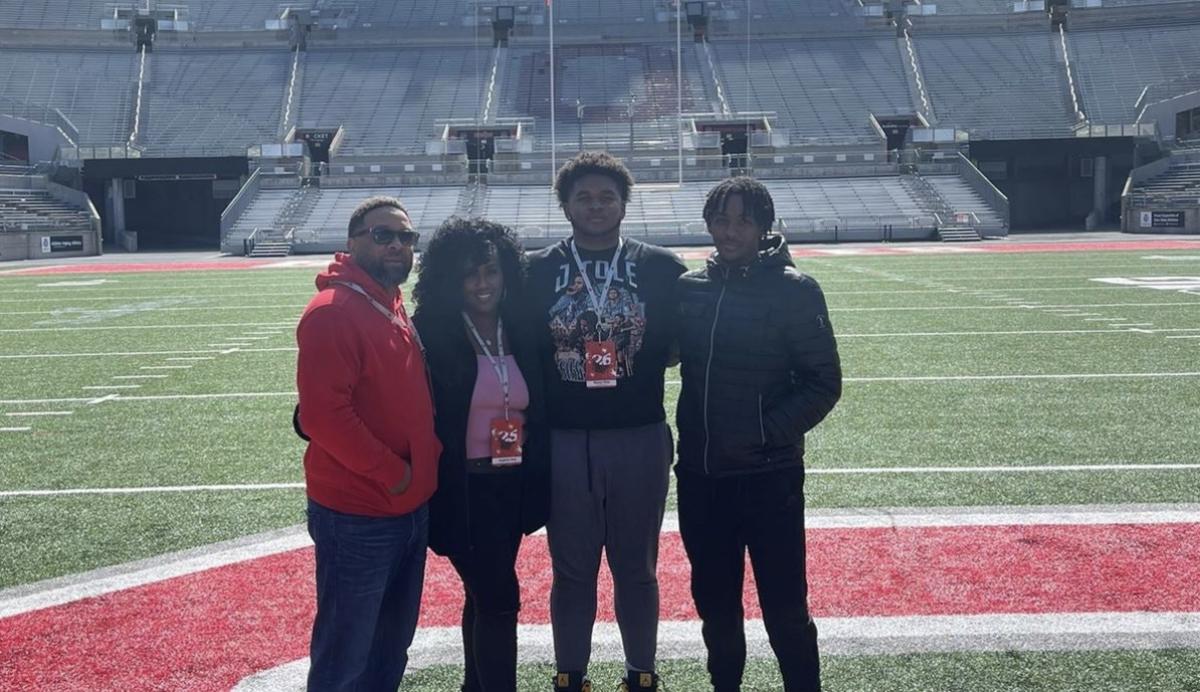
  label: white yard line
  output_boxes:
[837,328,1189,338]
[836,302,1200,313]
[4,411,72,417]
[164,357,215,362]
[0,347,295,360]
[0,305,303,317]
[80,385,141,390]
[0,426,32,432]
[112,375,168,380]
[0,483,305,498]
[846,372,1200,383]
[238,610,1200,688]
[139,365,193,370]
[809,463,1200,475]
[0,322,295,334]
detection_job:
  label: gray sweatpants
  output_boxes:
[546,421,673,674]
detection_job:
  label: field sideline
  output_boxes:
[1,238,1199,691]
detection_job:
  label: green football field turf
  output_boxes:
[399,648,1200,692]
[2,248,1199,587]
[2,246,1199,692]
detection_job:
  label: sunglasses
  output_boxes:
[354,226,421,246]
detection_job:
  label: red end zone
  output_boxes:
[2,522,1197,691]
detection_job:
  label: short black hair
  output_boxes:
[703,176,775,235]
[554,151,635,206]
[412,216,526,317]
[348,196,409,236]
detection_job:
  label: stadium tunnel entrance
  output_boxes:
[970,137,1137,230]
[83,156,248,251]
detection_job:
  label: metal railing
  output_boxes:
[128,45,148,148]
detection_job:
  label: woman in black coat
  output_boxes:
[411,216,549,692]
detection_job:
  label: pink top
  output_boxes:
[466,355,530,459]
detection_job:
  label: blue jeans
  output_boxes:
[306,499,429,692]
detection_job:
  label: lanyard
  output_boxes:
[462,313,512,420]
[568,237,625,320]
[331,280,426,357]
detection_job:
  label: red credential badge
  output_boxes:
[584,340,619,388]
[490,418,524,466]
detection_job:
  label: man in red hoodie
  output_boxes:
[296,195,441,691]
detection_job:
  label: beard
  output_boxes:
[362,255,411,288]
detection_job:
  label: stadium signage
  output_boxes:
[45,235,85,253]
[1139,211,1186,229]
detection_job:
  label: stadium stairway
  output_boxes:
[246,230,291,257]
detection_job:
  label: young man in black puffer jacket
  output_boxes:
[674,177,843,692]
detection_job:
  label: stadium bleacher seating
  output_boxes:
[746,0,852,18]
[925,175,1007,231]
[140,50,289,154]
[917,33,1075,137]
[711,37,913,143]
[1129,162,1200,200]
[299,48,490,154]
[0,188,92,232]
[500,44,707,150]
[1068,25,1200,124]
[0,48,134,146]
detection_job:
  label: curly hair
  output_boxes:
[553,150,635,207]
[703,176,776,235]
[412,216,527,318]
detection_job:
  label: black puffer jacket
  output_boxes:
[413,306,550,557]
[675,235,842,477]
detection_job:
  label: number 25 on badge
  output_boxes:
[490,419,523,466]
[585,340,618,389]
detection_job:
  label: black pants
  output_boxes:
[448,468,524,692]
[676,466,820,692]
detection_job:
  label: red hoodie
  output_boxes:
[296,253,441,517]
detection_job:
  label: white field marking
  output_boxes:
[221,348,240,355]
[0,483,305,499]
[112,375,168,380]
[836,328,1193,338]
[1143,255,1200,261]
[237,336,271,341]
[0,322,295,334]
[0,304,304,317]
[209,342,252,347]
[0,292,305,304]
[86,394,118,405]
[237,611,1200,687]
[1167,335,1200,339]
[4,504,1197,621]
[165,356,215,361]
[0,525,313,619]
[846,372,1200,383]
[139,365,193,370]
[666,371,1200,387]
[34,279,112,287]
[809,463,1200,475]
[0,348,297,361]
[4,411,72,417]
[835,301,1200,313]
[0,427,32,432]
[1083,317,1116,322]
[80,385,140,390]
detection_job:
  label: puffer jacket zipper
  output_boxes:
[758,394,766,446]
[703,271,728,476]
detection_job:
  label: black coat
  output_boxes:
[413,306,550,557]
[675,235,842,477]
